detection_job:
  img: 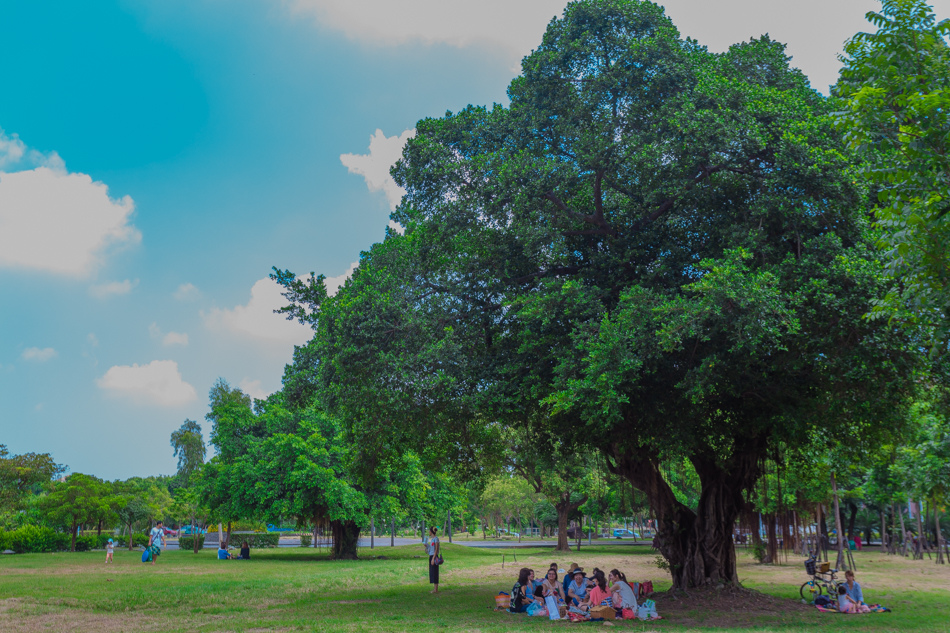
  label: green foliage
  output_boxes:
[0,526,69,553]
[178,535,205,551]
[227,533,279,548]
[0,445,64,511]
[170,419,206,484]
[837,0,950,347]
[37,474,119,551]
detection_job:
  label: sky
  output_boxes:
[2,0,948,480]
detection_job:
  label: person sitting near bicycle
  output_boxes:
[837,584,870,613]
[842,570,865,606]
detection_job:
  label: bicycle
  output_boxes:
[799,555,841,601]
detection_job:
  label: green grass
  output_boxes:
[0,544,946,632]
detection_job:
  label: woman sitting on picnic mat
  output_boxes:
[608,569,639,612]
[509,568,532,613]
[542,567,565,602]
[567,568,589,606]
[583,570,612,608]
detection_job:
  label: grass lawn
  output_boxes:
[0,543,947,632]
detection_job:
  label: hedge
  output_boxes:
[178,535,206,551]
[0,528,149,553]
[224,533,279,548]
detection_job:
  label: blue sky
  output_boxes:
[2,0,947,480]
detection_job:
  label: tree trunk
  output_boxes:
[765,513,778,564]
[897,503,908,557]
[193,514,200,554]
[554,493,586,552]
[226,521,232,549]
[831,472,847,570]
[934,498,945,565]
[846,501,858,541]
[218,522,223,547]
[610,443,763,589]
[97,519,102,537]
[881,511,888,554]
[127,522,134,551]
[70,521,78,552]
[330,519,360,559]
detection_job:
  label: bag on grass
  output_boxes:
[637,598,658,620]
[621,607,636,620]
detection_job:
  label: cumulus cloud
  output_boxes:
[89,279,137,298]
[173,283,200,301]
[239,378,270,401]
[325,260,359,296]
[288,0,564,61]
[22,347,56,362]
[341,128,414,210]
[96,360,197,407]
[149,322,189,347]
[0,128,140,277]
[203,278,313,346]
[163,332,189,347]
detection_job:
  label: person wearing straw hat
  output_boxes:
[563,563,579,596]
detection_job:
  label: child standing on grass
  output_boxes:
[105,538,115,563]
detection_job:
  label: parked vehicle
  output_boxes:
[266,524,295,532]
[179,525,206,535]
[613,529,640,539]
[162,527,179,537]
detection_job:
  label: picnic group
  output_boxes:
[499,562,661,622]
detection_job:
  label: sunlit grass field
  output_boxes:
[0,543,946,632]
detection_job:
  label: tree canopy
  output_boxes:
[275,0,921,587]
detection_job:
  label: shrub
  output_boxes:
[3,526,70,553]
[229,533,279,549]
[179,535,206,551]
[300,533,311,548]
[751,541,767,564]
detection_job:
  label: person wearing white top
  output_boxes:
[608,569,639,610]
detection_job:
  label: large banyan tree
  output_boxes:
[280,0,919,587]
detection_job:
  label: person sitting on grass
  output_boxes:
[526,586,549,616]
[236,541,250,560]
[608,569,638,612]
[542,568,565,602]
[567,568,588,606]
[510,568,531,613]
[837,585,870,613]
[218,544,233,560]
[584,570,612,609]
[843,570,864,606]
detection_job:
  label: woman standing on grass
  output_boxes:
[426,526,441,593]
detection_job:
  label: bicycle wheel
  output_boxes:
[800,580,822,601]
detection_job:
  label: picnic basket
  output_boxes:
[819,561,830,573]
[494,593,510,609]
[589,605,616,621]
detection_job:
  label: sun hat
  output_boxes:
[108,538,113,543]
[572,567,586,577]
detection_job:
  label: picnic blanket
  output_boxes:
[815,604,891,613]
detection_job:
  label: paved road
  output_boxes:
[165,536,650,550]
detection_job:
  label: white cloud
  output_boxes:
[89,279,137,298]
[289,0,565,61]
[173,283,200,301]
[22,347,56,362]
[290,1,950,94]
[325,260,359,296]
[96,360,197,407]
[239,378,270,401]
[203,278,313,346]
[0,128,139,277]
[149,322,189,347]
[163,331,189,347]
[341,129,414,210]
